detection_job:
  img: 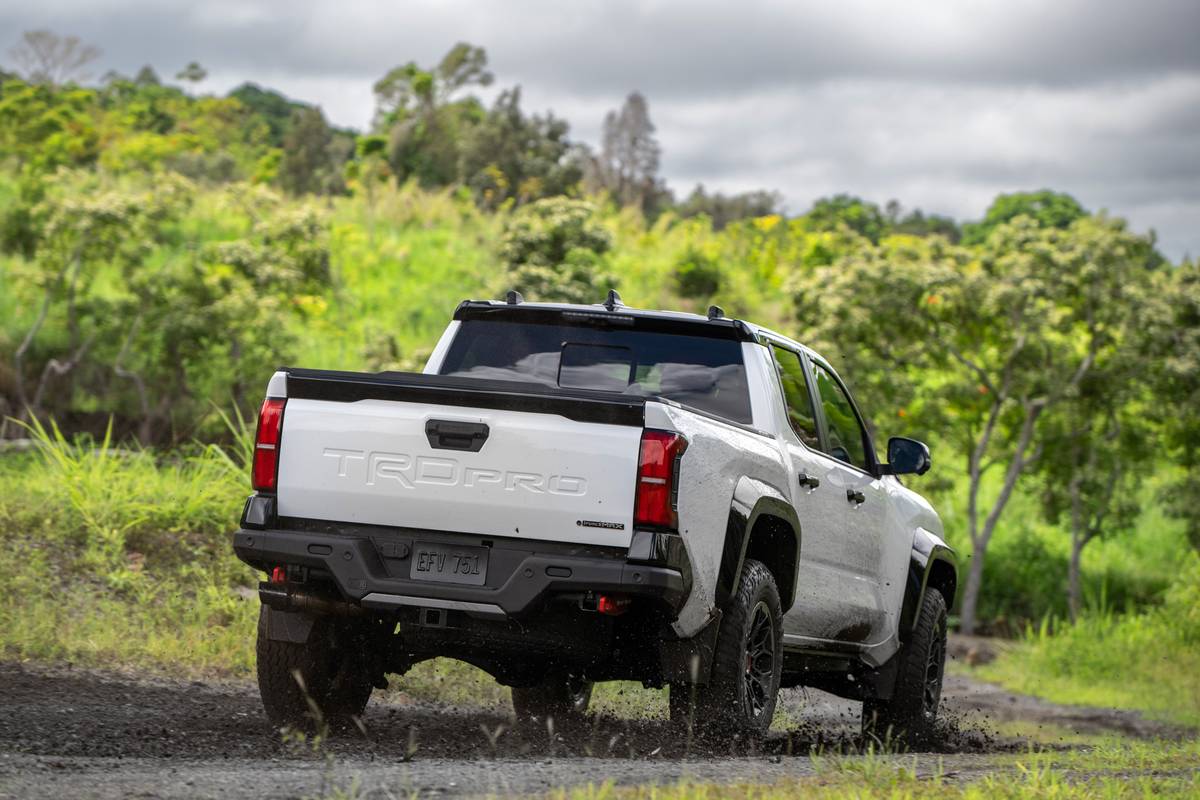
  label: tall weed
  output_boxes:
[0,417,254,674]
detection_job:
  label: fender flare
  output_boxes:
[899,529,958,637]
[716,476,802,609]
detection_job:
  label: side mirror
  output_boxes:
[885,436,931,476]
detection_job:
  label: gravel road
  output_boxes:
[0,658,1188,799]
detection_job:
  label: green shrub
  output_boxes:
[499,196,616,302]
[672,246,721,299]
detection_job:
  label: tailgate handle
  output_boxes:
[425,420,490,452]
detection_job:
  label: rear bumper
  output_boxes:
[232,524,686,620]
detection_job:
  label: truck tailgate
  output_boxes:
[275,372,644,547]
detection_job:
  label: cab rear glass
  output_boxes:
[439,319,753,424]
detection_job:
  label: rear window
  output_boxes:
[439,319,753,424]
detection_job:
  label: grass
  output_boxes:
[0,419,257,675]
[972,557,1200,729]
[548,740,1200,799]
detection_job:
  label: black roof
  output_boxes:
[453,297,758,341]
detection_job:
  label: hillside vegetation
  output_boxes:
[2,35,1199,724]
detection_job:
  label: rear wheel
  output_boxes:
[511,673,593,722]
[256,606,373,730]
[681,559,782,737]
[862,589,947,744]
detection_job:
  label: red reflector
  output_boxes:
[597,594,631,616]
[634,430,688,530]
[252,398,286,492]
[270,566,286,584]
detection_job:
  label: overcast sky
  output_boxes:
[4,0,1198,259]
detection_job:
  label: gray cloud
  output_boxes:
[2,0,1197,258]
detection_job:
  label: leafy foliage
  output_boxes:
[278,106,349,196]
[1142,260,1200,548]
[792,215,1165,632]
[500,197,615,303]
[804,194,889,243]
[962,189,1088,245]
[677,185,781,231]
[672,245,722,299]
[459,88,580,209]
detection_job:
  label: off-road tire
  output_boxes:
[679,558,783,737]
[511,673,593,722]
[256,606,373,730]
[862,589,948,745]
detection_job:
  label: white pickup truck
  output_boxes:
[233,292,957,739]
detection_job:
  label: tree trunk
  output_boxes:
[1068,531,1084,623]
[959,542,987,635]
[958,400,1044,635]
[1067,473,1084,623]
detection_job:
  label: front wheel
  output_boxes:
[862,589,947,744]
[682,558,782,737]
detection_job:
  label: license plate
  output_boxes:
[409,542,488,586]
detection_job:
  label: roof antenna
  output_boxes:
[603,289,624,311]
[505,290,524,305]
[707,304,725,320]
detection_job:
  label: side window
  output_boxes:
[770,345,820,450]
[810,363,870,471]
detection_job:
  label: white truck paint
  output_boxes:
[278,398,640,547]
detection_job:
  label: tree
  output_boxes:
[962,190,1086,246]
[1142,261,1200,549]
[673,245,722,299]
[114,189,331,441]
[588,92,666,214]
[804,195,888,244]
[0,79,100,171]
[10,172,191,425]
[229,83,309,146]
[677,185,782,230]
[373,42,492,123]
[1035,363,1151,621]
[344,134,392,225]
[9,30,100,86]
[459,87,580,209]
[278,106,336,195]
[792,214,1160,633]
[499,197,614,303]
[134,65,161,86]
[373,43,493,187]
[885,201,962,242]
[175,62,207,84]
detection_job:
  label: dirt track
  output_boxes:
[0,658,1189,799]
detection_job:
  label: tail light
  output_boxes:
[252,398,286,492]
[634,429,688,530]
